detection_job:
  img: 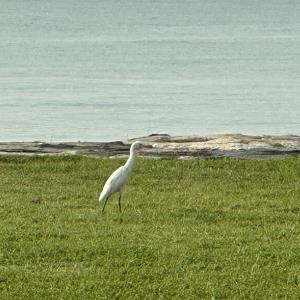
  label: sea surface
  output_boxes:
[0,0,299,142]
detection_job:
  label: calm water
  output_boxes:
[0,1,299,141]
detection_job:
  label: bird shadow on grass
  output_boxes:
[100,208,124,224]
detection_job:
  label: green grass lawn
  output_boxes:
[0,155,299,299]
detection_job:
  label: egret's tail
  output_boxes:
[99,189,107,203]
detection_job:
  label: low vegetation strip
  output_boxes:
[0,156,299,299]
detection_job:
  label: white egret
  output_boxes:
[99,141,142,212]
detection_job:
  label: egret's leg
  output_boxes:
[118,193,122,213]
[102,197,109,213]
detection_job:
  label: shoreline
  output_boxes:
[0,134,299,158]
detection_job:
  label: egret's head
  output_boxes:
[130,141,143,153]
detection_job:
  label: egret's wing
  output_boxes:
[105,166,125,187]
[99,166,125,201]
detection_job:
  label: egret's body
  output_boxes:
[99,141,142,212]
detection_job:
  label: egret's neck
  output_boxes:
[124,148,136,171]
